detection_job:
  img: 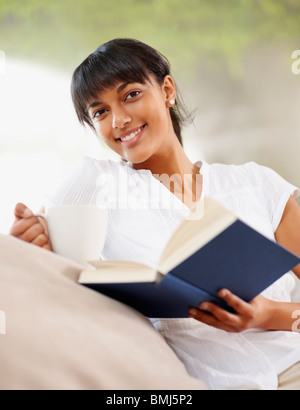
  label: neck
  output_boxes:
[133,138,203,208]
[133,137,194,176]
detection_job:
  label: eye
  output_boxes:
[125,90,141,101]
[93,108,107,119]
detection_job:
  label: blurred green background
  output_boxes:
[0,0,300,232]
[1,0,300,73]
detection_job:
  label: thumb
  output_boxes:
[14,203,34,220]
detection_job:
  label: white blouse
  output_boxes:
[46,157,300,390]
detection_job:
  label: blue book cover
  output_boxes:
[79,198,300,318]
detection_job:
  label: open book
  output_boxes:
[78,197,300,318]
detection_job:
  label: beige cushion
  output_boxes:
[0,234,205,390]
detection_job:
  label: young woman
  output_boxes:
[10,38,300,390]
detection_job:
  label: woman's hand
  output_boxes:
[10,203,52,250]
[188,289,273,333]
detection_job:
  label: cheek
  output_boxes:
[93,121,110,141]
[140,100,168,129]
[93,123,122,154]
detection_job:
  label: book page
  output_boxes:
[79,260,158,283]
[158,197,237,274]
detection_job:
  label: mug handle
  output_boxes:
[34,213,46,220]
[34,213,50,237]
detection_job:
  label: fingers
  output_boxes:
[10,215,42,238]
[189,289,256,333]
[218,289,255,319]
[13,203,34,221]
[188,308,237,332]
[32,233,51,248]
[10,203,52,251]
[18,220,45,242]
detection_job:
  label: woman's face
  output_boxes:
[87,74,176,165]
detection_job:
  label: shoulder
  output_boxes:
[45,157,131,206]
[204,161,265,191]
[205,161,287,187]
[206,160,299,198]
[205,161,299,231]
[74,156,129,174]
[207,160,262,176]
[65,157,143,186]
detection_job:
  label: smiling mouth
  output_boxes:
[116,124,147,142]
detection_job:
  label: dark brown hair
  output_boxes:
[71,38,191,145]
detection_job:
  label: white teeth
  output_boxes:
[120,127,142,142]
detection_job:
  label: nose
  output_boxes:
[112,106,131,129]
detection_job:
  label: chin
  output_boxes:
[123,151,152,166]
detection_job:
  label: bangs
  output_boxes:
[72,47,152,126]
[84,48,152,98]
[71,38,170,128]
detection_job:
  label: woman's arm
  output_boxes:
[10,203,52,250]
[189,290,300,332]
[275,195,300,278]
[189,195,300,332]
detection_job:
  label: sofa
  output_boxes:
[0,233,205,390]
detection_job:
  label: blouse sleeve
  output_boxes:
[44,157,96,206]
[245,162,300,232]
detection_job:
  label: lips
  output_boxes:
[116,124,147,143]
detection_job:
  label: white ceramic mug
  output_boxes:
[36,205,107,265]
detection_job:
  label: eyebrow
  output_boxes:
[117,82,130,93]
[87,82,131,110]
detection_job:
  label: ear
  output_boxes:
[162,75,176,108]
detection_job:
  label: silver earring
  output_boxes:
[169,99,175,106]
